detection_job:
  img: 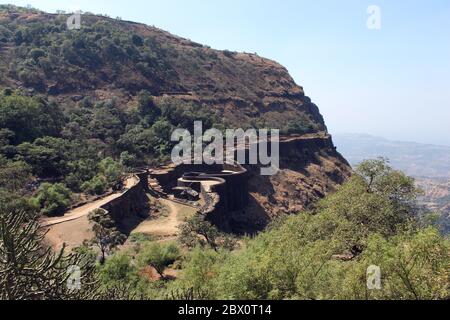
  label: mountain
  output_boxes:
[333,133,450,179]
[0,5,351,226]
[0,5,326,133]
[333,133,450,233]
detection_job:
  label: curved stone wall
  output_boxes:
[147,133,350,232]
[149,162,249,231]
[99,171,150,234]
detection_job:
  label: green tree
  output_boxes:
[17,137,70,177]
[167,247,223,300]
[137,90,160,122]
[0,94,63,144]
[0,156,32,192]
[81,175,108,196]
[208,159,447,300]
[138,242,180,279]
[64,158,98,192]
[180,215,236,251]
[30,183,72,217]
[315,158,421,253]
[88,209,126,264]
[180,215,220,251]
[338,228,450,300]
[99,253,137,285]
[99,157,123,188]
[119,151,138,169]
[0,190,35,219]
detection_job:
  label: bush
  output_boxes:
[0,94,64,144]
[82,175,108,196]
[99,157,123,187]
[29,48,46,60]
[100,253,137,285]
[30,183,72,217]
[131,34,143,47]
[120,151,138,169]
[138,242,180,279]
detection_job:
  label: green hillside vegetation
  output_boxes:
[0,5,329,215]
[1,151,448,299]
[0,6,324,134]
[66,160,449,300]
[0,89,220,216]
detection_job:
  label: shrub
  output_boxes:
[100,253,136,284]
[99,157,123,187]
[131,34,143,46]
[29,48,46,60]
[30,183,72,217]
[82,175,108,196]
[120,151,138,169]
[138,242,180,279]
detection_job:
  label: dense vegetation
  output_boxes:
[3,157,448,300]
[93,159,449,300]
[0,4,178,94]
[0,5,325,135]
[0,89,221,216]
[0,4,328,216]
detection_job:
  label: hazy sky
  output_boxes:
[3,0,450,145]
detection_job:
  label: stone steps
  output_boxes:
[148,178,166,195]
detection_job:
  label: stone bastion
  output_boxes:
[149,161,249,231]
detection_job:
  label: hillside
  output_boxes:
[0,5,325,133]
[0,5,351,224]
[1,5,449,303]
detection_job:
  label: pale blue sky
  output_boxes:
[2,0,450,145]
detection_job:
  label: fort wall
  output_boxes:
[149,162,248,231]
[99,171,150,234]
[95,134,348,233]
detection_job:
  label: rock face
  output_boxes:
[238,133,351,233]
[149,134,351,234]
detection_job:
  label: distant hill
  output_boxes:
[333,133,450,179]
[333,133,450,233]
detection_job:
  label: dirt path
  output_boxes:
[44,215,93,252]
[42,176,139,251]
[41,176,139,228]
[131,199,196,239]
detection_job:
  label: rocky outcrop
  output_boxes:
[239,134,351,232]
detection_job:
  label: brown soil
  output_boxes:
[129,198,196,241]
[42,176,139,250]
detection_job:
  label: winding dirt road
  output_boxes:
[41,176,139,228]
[131,198,196,238]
